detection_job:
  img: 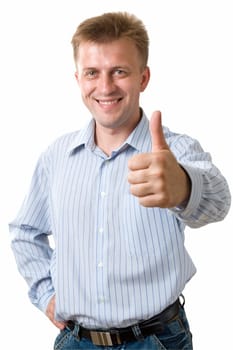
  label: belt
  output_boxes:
[67,299,180,347]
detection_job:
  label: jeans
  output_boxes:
[53,305,193,350]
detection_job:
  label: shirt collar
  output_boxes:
[67,110,151,155]
[67,118,96,154]
[125,111,151,152]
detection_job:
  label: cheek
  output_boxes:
[79,81,95,98]
[128,85,142,100]
[122,80,141,96]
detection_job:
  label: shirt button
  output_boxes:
[99,227,104,234]
[98,261,103,268]
[100,191,106,197]
[98,296,105,303]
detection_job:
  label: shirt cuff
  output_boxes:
[171,164,203,218]
[29,285,55,313]
[38,289,55,313]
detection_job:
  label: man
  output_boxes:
[9,12,231,349]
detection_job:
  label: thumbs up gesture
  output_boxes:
[128,111,191,208]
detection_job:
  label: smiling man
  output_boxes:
[9,12,231,350]
[75,37,150,155]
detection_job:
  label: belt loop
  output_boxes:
[72,323,80,340]
[131,324,144,341]
[179,294,185,308]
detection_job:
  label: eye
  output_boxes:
[84,70,97,79]
[114,69,125,75]
[112,68,129,79]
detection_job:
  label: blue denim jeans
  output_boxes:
[53,305,193,350]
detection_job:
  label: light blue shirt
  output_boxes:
[9,112,231,328]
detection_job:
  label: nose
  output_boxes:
[98,73,116,95]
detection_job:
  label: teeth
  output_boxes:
[98,100,118,105]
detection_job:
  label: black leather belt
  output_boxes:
[67,299,180,346]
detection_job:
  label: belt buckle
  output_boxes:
[90,331,113,346]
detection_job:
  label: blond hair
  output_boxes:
[71,12,149,68]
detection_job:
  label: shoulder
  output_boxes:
[163,126,202,149]
[47,130,80,153]
[39,130,81,167]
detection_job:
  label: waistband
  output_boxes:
[67,298,181,347]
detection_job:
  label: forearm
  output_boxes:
[171,164,231,228]
[10,224,54,312]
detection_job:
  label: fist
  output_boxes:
[128,111,191,208]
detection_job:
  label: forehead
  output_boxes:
[76,38,141,68]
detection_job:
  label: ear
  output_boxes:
[74,71,79,84]
[140,66,150,92]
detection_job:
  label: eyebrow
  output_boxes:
[82,65,131,71]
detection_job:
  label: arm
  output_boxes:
[170,134,231,228]
[128,111,231,228]
[9,152,55,312]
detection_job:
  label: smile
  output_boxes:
[97,98,122,105]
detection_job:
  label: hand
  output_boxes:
[46,295,66,330]
[128,111,191,208]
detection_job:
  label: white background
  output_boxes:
[0,1,232,349]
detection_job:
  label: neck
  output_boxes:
[94,110,142,156]
[95,127,130,156]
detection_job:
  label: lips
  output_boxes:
[96,98,122,105]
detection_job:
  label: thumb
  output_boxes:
[150,111,169,152]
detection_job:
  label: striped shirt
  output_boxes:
[9,112,231,328]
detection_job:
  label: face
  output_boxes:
[75,38,150,133]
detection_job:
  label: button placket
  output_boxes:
[96,160,109,306]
